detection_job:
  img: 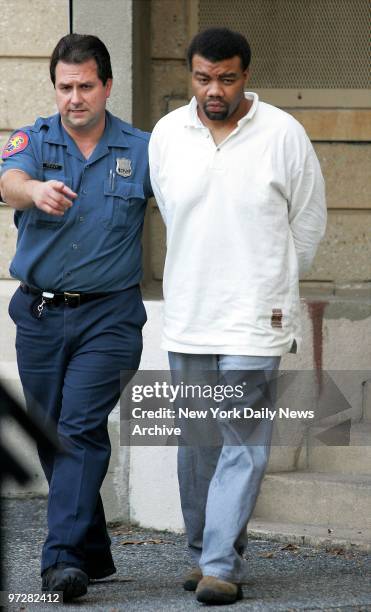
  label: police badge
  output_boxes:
[116,157,132,178]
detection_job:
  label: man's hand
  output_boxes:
[1,170,78,212]
[31,180,77,216]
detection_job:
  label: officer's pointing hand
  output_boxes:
[32,180,77,216]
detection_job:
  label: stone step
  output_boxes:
[350,422,371,446]
[248,518,371,552]
[308,445,371,475]
[363,379,371,422]
[254,471,371,530]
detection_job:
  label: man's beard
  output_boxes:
[203,101,229,121]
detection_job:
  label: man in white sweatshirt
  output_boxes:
[149,27,326,605]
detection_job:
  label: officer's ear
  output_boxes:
[105,78,113,99]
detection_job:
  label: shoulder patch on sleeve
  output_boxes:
[2,131,30,159]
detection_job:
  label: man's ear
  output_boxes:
[105,78,113,98]
[243,68,250,84]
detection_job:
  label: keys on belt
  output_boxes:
[20,283,109,309]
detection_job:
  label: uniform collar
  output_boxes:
[185,92,259,128]
[43,114,67,145]
[43,114,86,162]
[104,111,130,148]
[43,111,129,163]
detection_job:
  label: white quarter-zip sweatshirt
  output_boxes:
[149,93,326,355]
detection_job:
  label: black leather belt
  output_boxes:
[20,283,110,307]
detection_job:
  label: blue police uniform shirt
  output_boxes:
[1,111,152,292]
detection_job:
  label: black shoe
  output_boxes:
[42,562,88,602]
[87,564,117,580]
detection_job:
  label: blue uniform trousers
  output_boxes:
[9,285,146,574]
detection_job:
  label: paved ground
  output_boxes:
[1,497,370,611]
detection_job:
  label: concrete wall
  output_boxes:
[0,0,69,175]
[73,0,133,123]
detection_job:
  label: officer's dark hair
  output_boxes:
[187,27,251,71]
[50,33,113,86]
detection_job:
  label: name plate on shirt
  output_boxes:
[43,162,63,170]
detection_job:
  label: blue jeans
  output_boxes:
[168,352,280,582]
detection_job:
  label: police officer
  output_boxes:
[0,34,151,601]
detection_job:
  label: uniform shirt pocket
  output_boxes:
[102,180,145,231]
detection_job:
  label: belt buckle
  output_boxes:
[64,292,80,307]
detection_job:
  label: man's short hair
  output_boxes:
[187,27,251,71]
[50,33,113,86]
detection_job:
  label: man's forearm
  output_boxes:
[1,171,77,215]
[1,171,38,210]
